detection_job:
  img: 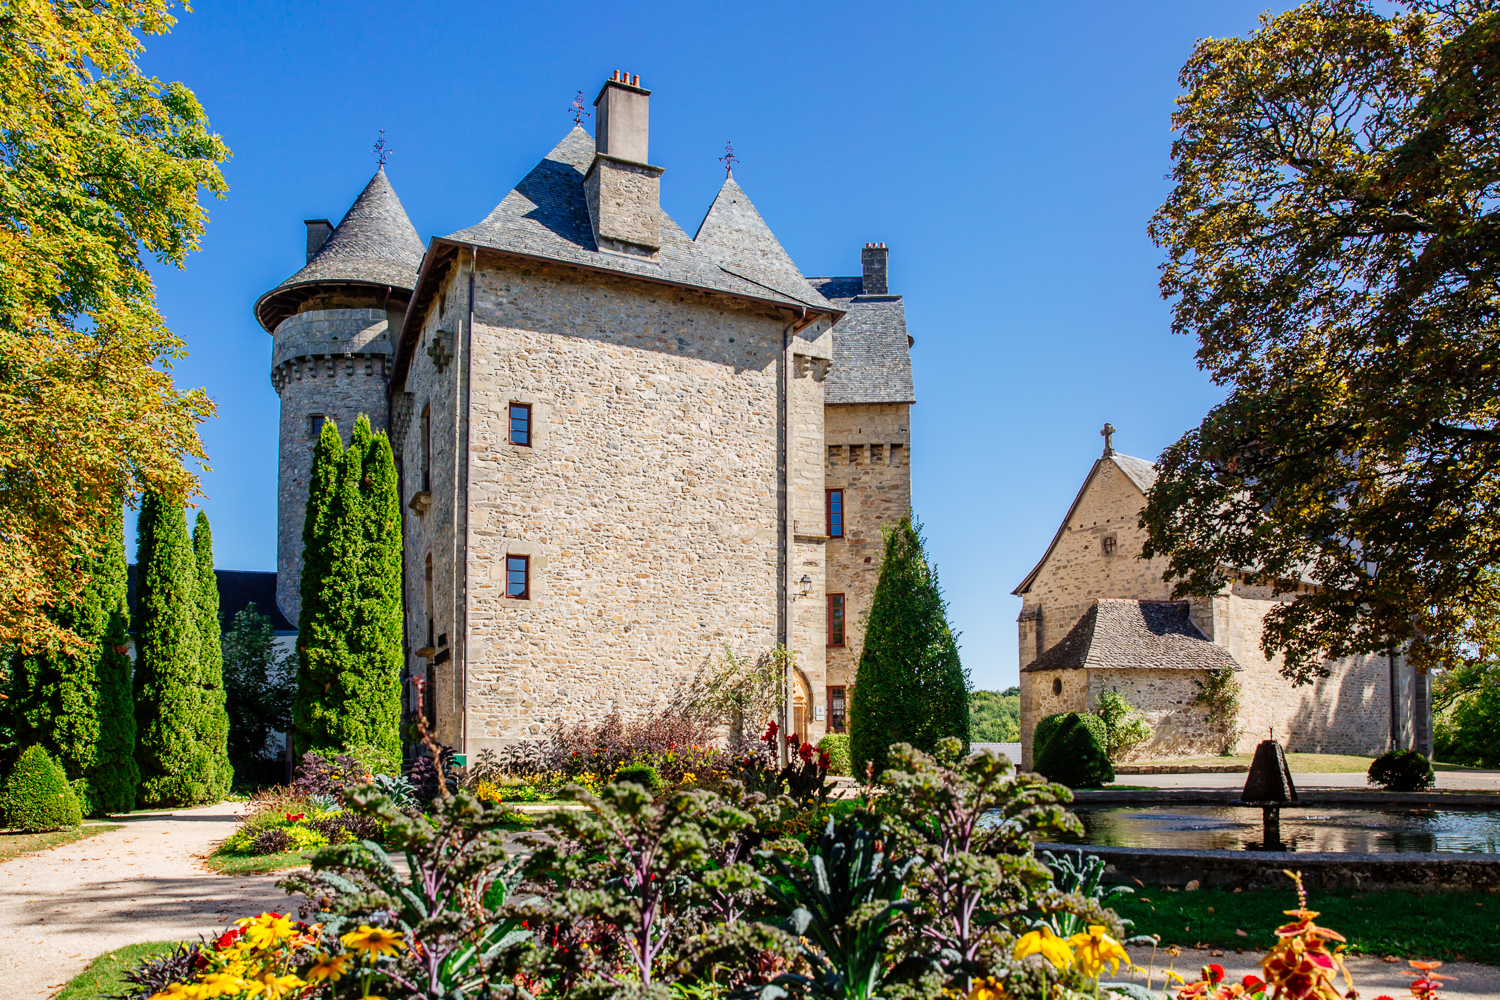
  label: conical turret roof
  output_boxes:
[255,168,425,331]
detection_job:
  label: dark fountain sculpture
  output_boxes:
[1236,736,1298,851]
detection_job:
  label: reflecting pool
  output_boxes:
[1060,805,1500,853]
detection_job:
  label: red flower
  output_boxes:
[818,751,832,769]
[1241,976,1265,991]
[1204,964,1225,985]
[1372,996,1396,1000]
[285,812,304,822]
[798,742,815,762]
[762,721,779,742]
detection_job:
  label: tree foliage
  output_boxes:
[222,602,294,776]
[849,515,969,778]
[1142,0,1500,682]
[969,689,1020,742]
[133,492,212,807]
[293,416,403,761]
[192,512,233,799]
[0,0,227,654]
[5,511,137,814]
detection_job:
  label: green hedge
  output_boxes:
[817,733,851,776]
[1033,712,1113,788]
[3,745,83,831]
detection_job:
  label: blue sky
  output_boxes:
[133,0,1295,692]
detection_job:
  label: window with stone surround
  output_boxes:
[828,593,846,647]
[826,490,844,538]
[890,443,903,467]
[506,555,530,600]
[1101,534,1117,556]
[871,443,884,464]
[827,445,842,466]
[307,413,324,439]
[420,404,432,492]
[849,445,864,465]
[509,402,532,447]
[828,686,847,732]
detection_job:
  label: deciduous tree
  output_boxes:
[0,1,227,654]
[849,515,969,778]
[1143,0,1500,682]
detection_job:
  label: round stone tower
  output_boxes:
[254,168,424,626]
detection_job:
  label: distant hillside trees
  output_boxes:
[970,688,1020,742]
[849,514,970,778]
[293,415,404,763]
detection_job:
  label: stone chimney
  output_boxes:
[584,71,664,257]
[305,219,334,263]
[861,242,889,295]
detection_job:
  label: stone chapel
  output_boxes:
[255,73,915,755]
[1012,428,1433,768]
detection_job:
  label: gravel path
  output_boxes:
[0,802,298,1000]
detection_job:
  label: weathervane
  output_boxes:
[718,140,738,178]
[569,90,591,127]
[372,130,392,167]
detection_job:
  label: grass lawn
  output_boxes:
[0,823,122,863]
[1112,886,1500,964]
[54,940,179,1000]
[1124,753,1379,773]
[202,849,314,875]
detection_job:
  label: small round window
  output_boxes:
[1101,535,1117,556]
[1052,677,1063,696]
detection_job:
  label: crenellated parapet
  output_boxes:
[269,308,394,393]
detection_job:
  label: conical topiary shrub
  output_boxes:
[1033,712,1113,788]
[3,745,83,831]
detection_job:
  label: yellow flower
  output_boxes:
[237,913,296,950]
[1013,927,1073,969]
[1163,969,1186,985]
[252,972,307,999]
[150,985,203,1000]
[304,953,353,983]
[966,978,1006,1000]
[340,925,406,957]
[194,973,251,998]
[1067,925,1130,978]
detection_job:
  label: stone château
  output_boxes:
[255,73,914,753]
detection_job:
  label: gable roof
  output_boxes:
[808,276,916,405]
[442,128,833,312]
[255,168,425,332]
[1012,452,1156,596]
[692,177,831,309]
[1022,599,1240,673]
[127,566,296,634]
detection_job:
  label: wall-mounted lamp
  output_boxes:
[799,574,812,598]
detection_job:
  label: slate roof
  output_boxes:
[1022,599,1240,673]
[255,168,425,332]
[127,566,296,633]
[1013,453,1156,596]
[692,177,831,309]
[808,276,916,405]
[442,128,832,312]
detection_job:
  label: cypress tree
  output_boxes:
[345,422,404,762]
[293,417,352,753]
[193,512,234,798]
[293,415,404,759]
[848,514,970,778]
[90,515,139,814]
[134,493,211,806]
[6,512,137,814]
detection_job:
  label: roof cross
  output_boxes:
[1101,422,1116,456]
[569,90,591,127]
[719,140,738,178]
[372,130,392,167]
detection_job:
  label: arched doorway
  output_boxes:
[791,668,813,741]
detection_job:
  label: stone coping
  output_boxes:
[1115,763,1248,775]
[1073,788,1500,808]
[1038,841,1500,891]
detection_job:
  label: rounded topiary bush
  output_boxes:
[3,745,84,832]
[818,733,852,776]
[613,763,664,792]
[1033,713,1114,788]
[1367,749,1435,791]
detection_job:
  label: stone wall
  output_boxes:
[824,403,912,728]
[396,256,837,752]
[272,304,396,625]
